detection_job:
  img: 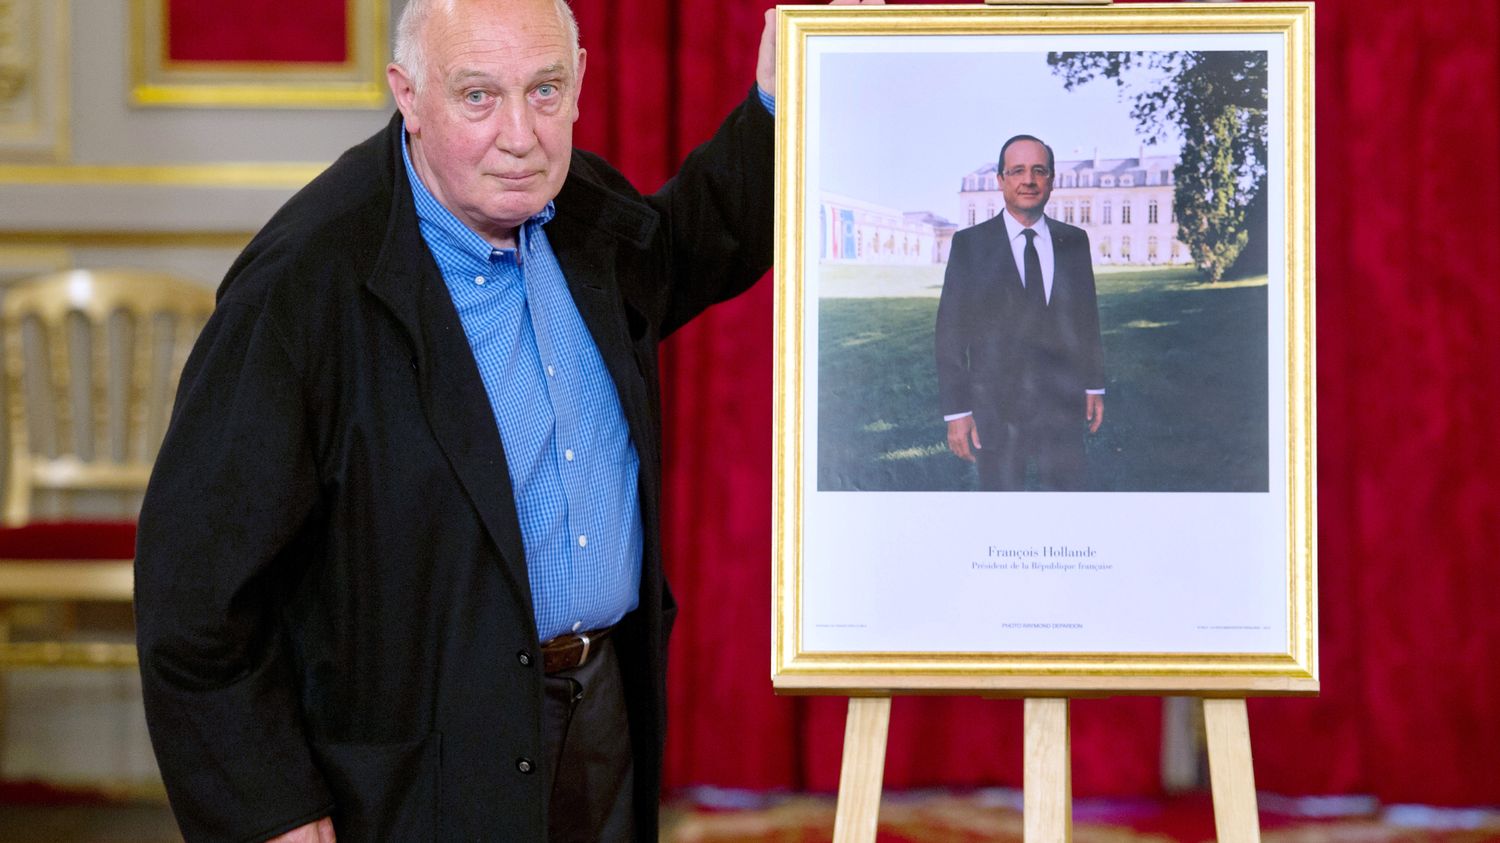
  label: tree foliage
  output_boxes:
[1046,51,1268,282]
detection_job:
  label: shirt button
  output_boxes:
[564,449,574,462]
[517,651,531,667]
[572,620,582,632]
[577,535,587,548]
[475,275,486,285]
[546,365,555,377]
[516,758,534,774]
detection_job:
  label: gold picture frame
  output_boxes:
[129,0,389,109]
[772,3,1315,695]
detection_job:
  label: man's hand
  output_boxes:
[946,416,981,463]
[267,817,336,843]
[757,0,885,95]
[1086,393,1104,434]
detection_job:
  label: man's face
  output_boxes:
[389,0,585,246]
[999,139,1053,223]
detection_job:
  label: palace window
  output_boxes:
[1102,200,1112,225]
[1148,199,1159,224]
[1121,236,1131,261]
[1120,175,1134,187]
[987,203,996,220]
[1080,200,1092,225]
[1100,238,1111,259]
[968,206,977,226]
[1063,202,1075,224]
[1101,175,1115,187]
[1148,236,1159,262]
[1121,201,1132,225]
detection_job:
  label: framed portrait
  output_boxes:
[129,0,388,108]
[772,3,1315,695]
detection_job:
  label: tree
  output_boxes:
[1047,51,1268,282]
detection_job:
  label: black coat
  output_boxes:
[134,90,772,843]
[935,214,1105,436]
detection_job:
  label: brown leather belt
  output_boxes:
[541,626,613,674]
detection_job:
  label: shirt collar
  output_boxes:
[1002,208,1050,244]
[400,124,556,262]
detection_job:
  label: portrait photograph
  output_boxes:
[815,46,1270,495]
[772,4,1315,693]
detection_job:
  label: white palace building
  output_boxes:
[817,148,1192,268]
[959,147,1193,267]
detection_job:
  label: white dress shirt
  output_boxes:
[1002,208,1055,304]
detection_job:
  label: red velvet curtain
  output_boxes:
[565,0,1500,805]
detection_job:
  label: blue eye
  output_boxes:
[537,84,557,97]
[465,90,486,104]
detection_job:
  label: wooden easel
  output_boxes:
[830,696,1260,843]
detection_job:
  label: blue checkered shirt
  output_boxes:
[402,135,642,643]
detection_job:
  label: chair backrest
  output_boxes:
[0,269,216,525]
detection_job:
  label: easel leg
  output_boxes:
[832,696,891,843]
[1024,698,1071,843]
[1203,698,1261,843]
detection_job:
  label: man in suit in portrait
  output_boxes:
[935,134,1106,491]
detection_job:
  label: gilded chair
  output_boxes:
[0,269,215,667]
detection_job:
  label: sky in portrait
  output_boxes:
[817,49,1186,224]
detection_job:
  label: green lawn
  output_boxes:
[817,266,1269,492]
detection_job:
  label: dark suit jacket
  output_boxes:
[134,90,772,843]
[935,214,1104,440]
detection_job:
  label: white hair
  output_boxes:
[394,0,580,92]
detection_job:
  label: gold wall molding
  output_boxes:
[130,0,389,109]
[0,161,326,188]
[0,231,253,248]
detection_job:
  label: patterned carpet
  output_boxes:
[662,790,1500,843]
[2,783,1498,841]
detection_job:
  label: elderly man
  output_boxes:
[133,0,841,839]
[936,134,1106,491]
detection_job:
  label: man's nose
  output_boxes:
[494,98,538,156]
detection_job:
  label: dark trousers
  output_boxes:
[976,418,1086,491]
[542,637,635,843]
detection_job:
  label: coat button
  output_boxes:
[517,651,532,667]
[517,758,534,774]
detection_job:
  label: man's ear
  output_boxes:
[387,63,421,132]
[571,48,587,123]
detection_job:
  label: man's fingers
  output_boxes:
[947,433,973,463]
[755,8,777,93]
[947,418,978,463]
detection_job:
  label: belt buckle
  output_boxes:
[575,632,592,668]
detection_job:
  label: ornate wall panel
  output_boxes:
[0,0,68,161]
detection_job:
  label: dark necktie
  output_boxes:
[1023,228,1045,308]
